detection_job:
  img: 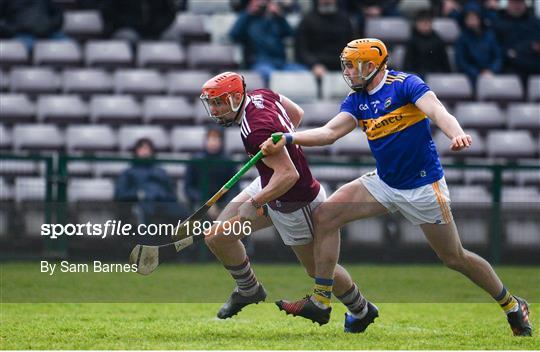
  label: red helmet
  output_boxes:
[200,72,246,127]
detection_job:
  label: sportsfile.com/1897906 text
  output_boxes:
[40,219,252,239]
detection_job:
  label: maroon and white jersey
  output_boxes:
[240,89,320,213]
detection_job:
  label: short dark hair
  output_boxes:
[133,137,155,153]
[415,9,433,22]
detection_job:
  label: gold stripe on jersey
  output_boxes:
[385,73,407,84]
[359,103,426,140]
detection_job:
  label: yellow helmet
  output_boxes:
[340,38,389,91]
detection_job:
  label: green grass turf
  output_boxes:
[1,263,539,349]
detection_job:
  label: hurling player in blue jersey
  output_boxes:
[261,38,531,336]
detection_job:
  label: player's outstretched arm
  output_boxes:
[260,112,356,155]
[415,91,472,152]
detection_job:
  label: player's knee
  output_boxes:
[440,252,468,272]
[204,234,225,249]
[313,207,335,232]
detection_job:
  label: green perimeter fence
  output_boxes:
[0,153,539,264]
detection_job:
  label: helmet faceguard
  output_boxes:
[341,57,380,91]
[200,91,245,127]
[200,72,246,127]
[340,38,389,92]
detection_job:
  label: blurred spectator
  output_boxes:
[0,0,65,49]
[184,127,240,220]
[493,0,540,79]
[340,0,400,36]
[481,0,500,27]
[115,138,189,225]
[403,10,450,77]
[231,0,300,14]
[98,0,178,44]
[295,0,353,97]
[432,0,467,20]
[455,4,502,85]
[230,0,306,83]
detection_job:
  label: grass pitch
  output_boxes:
[1,263,539,349]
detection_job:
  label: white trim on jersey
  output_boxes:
[368,70,389,95]
[240,96,252,138]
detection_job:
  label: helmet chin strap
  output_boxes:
[353,56,389,92]
[220,93,246,127]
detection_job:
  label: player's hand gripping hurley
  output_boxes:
[129,133,283,275]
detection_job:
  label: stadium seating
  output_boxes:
[143,96,195,125]
[33,40,82,67]
[94,162,130,178]
[68,178,114,202]
[209,13,237,44]
[67,161,93,177]
[187,43,238,70]
[0,125,11,151]
[85,40,132,67]
[486,130,537,159]
[0,177,12,200]
[37,95,88,124]
[310,166,364,184]
[344,218,385,245]
[321,72,351,101]
[0,70,8,91]
[0,41,29,68]
[224,128,245,155]
[188,0,231,14]
[388,44,405,70]
[62,68,113,96]
[137,42,186,68]
[62,10,104,39]
[114,69,166,96]
[433,130,485,157]
[301,100,340,126]
[331,129,371,157]
[238,70,265,91]
[10,68,61,95]
[0,5,538,259]
[365,17,411,44]
[171,126,206,153]
[163,13,210,44]
[432,18,460,44]
[505,220,540,247]
[166,70,213,99]
[66,125,117,152]
[161,162,187,180]
[269,72,317,103]
[426,74,473,102]
[454,102,505,130]
[13,124,64,151]
[118,126,170,151]
[506,103,540,131]
[90,95,142,124]
[0,94,36,124]
[477,74,523,102]
[528,75,540,102]
[15,177,46,202]
[449,185,491,209]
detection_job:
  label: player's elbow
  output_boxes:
[283,168,300,187]
[326,130,339,145]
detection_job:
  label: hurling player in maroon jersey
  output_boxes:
[198,72,377,331]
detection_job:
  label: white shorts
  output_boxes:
[360,170,453,225]
[244,177,327,246]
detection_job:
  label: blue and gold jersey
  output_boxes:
[340,70,443,189]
